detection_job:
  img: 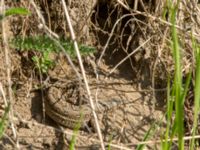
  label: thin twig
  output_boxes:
[0,82,7,107]
[108,37,152,75]
[116,0,200,38]
[97,13,137,66]
[60,0,105,150]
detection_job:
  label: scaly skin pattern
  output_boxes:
[45,83,92,129]
[45,80,122,129]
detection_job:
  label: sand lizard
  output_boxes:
[45,80,122,129]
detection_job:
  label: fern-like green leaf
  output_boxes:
[10,36,95,73]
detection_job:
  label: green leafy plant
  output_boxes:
[10,36,96,73]
[32,53,53,74]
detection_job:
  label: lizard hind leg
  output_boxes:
[89,114,104,133]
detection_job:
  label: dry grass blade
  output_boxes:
[60,0,105,149]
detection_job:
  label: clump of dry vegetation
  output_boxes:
[1,0,200,149]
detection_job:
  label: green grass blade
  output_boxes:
[170,1,184,149]
[190,36,200,149]
[0,7,30,20]
[5,7,30,17]
[69,111,84,150]
[136,116,164,150]
[180,72,192,106]
[106,135,113,150]
[162,76,173,150]
[0,104,10,139]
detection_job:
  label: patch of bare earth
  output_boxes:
[1,52,164,149]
